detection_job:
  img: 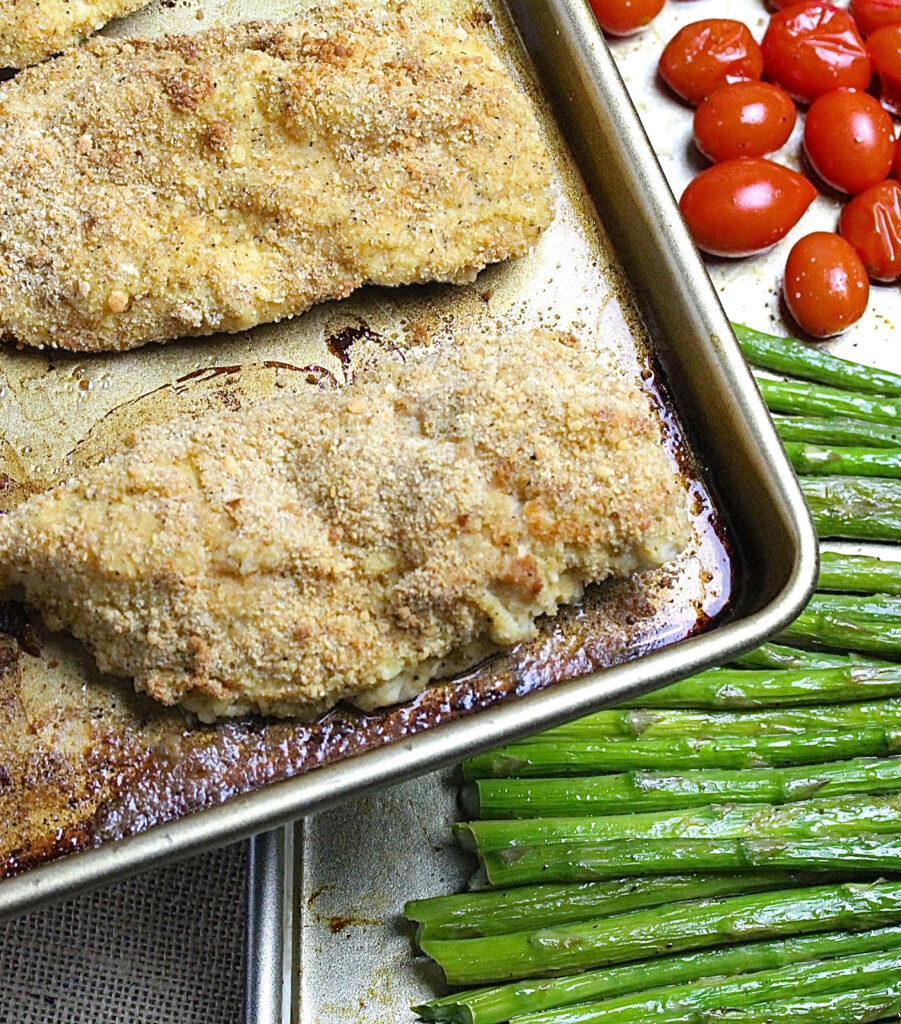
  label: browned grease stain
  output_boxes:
[306,883,331,910]
[326,322,383,374]
[0,326,735,879]
[325,914,382,934]
[0,602,38,658]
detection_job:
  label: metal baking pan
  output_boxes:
[0,0,816,921]
[249,2,901,1021]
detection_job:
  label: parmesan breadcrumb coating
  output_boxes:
[0,0,148,69]
[0,331,690,720]
[0,3,554,352]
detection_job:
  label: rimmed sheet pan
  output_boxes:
[0,0,815,921]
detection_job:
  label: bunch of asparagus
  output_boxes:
[408,563,901,1016]
[734,324,901,541]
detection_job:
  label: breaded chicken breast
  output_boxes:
[0,331,690,720]
[0,3,553,352]
[0,0,148,69]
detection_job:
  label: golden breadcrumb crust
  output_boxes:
[0,3,553,352]
[0,330,690,720]
[0,0,148,69]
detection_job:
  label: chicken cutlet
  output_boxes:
[0,0,148,69]
[0,3,554,352]
[0,330,690,721]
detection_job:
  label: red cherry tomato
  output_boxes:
[894,134,901,178]
[783,232,870,337]
[588,0,666,36]
[679,158,817,257]
[761,3,872,103]
[803,88,895,193]
[868,25,901,113]
[659,20,763,106]
[839,179,901,280]
[850,0,901,36]
[693,81,797,161]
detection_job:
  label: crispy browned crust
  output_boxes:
[0,3,554,352]
[0,0,148,68]
[0,330,690,719]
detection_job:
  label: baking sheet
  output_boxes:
[271,2,901,1022]
[0,0,815,917]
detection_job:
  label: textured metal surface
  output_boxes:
[0,0,815,922]
[244,828,293,1024]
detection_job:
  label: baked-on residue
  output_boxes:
[0,0,148,69]
[0,3,554,352]
[0,331,690,720]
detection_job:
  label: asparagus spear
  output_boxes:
[468,755,901,819]
[537,700,901,741]
[800,477,901,541]
[782,594,901,654]
[784,441,901,479]
[729,643,884,670]
[755,377,901,426]
[458,794,901,855]
[620,663,901,708]
[509,951,901,1024]
[404,873,807,942]
[683,986,901,1024]
[479,835,901,887]
[773,413,901,449]
[419,880,901,985]
[462,729,901,779]
[414,926,901,1024]
[819,552,901,595]
[733,324,901,395]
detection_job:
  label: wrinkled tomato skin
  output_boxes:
[783,232,870,338]
[693,82,797,161]
[868,25,901,113]
[803,88,895,194]
[679,158,817,257]
[659,20,763,106]
[839,179,901,280]
[850,0,901,36]
[762,3,872,104]
[588,0,666,36]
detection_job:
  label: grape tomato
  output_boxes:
[679,158,817,257]
[762,3,872,103]
[783,232,870,338]
[693,82,797,161]
[803,88,895,194]
[868,24,901,114]
[588,0,666,36]
[659,20,763,106]
[840,179,901,281]
[850,0,901,36]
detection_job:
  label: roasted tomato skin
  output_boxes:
[588,0,666,36]
[803,88,895,194]
[679,158,817,257]
[850,0,901,36]
[659,19,763,106]
[762,3,872,103]
[868,24,901,113]
[839,179,901,281]
[693,81,797,161]
[783,232,870,337]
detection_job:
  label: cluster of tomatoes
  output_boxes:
[589,0,901,340]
